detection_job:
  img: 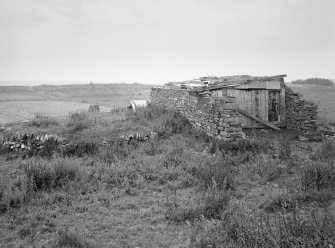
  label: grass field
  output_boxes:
[0,83,153,124]
[0,106,335,247]
[0,101,111,125]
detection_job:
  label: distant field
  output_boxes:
[288,84,335,122]
[0,101,111,125]
[0,83,153,124]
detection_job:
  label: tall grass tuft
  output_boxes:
[24,158,83,193]
[67,111,91,131]
[28,113,58,128]
[190,205,335,248]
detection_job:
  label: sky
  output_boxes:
[0,0,334,85]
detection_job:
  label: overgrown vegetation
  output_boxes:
[191,205,335,247]
[1,106,335,247]
[28,113,58,128]
[67,111,91,131]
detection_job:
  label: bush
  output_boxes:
[24,158,82,193]
[67,111,91,131]
[28,113,58,128]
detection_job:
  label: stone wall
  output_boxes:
[285,86,318,133]
[151,87,245,140]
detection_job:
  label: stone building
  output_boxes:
[151,74,318,140]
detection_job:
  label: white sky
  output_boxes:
[0,0,334,85]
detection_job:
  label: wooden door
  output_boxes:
[268,90,280,122]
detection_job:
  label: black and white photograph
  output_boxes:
[0,0,334,247]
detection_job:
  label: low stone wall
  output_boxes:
[151,87,245,140]
[285,86,318,133]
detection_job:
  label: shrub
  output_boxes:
[24,158,82,193]
[28,113,58,128]
[302,161,335,191]
[67,111,91,131]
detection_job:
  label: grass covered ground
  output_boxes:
[0,106,335,247]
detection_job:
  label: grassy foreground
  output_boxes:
[0,107,335,247]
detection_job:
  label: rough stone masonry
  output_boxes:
[151,85,319,139]
[151,87,246,141]
[285,86,318,134]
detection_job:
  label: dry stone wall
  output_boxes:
[151,87,246,140]
[285,86,318,133]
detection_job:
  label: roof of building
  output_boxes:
[164,74,287,92]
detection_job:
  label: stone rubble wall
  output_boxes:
[285,86,318,134]
[151,87,246,140]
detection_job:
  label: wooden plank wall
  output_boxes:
[226,89,269,126]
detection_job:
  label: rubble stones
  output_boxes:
[119,131,157,144]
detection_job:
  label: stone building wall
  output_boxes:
[151,87,245,140]
[285,86,318,133]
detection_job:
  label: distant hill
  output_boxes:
[291,78,334,86]
[0,83,154,107]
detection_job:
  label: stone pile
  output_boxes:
[151,88,245,141]
[2,132,67,152]
[118,131,158,144]
[285,86,318,134]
